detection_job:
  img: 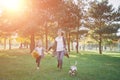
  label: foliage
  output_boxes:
[87,0,120,54]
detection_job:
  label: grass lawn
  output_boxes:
[0,49,120,80]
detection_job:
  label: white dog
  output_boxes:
[69,61,77,76]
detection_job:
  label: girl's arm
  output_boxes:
[48,41,57,51]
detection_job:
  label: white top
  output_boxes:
[55,36,64,51]
[35,47,43,56]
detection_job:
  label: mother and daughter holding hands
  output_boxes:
[32,29,69,70]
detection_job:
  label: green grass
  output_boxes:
[0,49,120,80]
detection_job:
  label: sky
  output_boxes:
[74,0,120,10]
[97,0,120,35]
[101,0,120,9]
[108,0,120,9]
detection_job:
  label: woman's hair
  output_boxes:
[61,31,64,36]
[58,29,64,36]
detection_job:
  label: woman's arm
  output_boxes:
[63,37,67,49]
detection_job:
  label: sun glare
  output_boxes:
[0,0,23,11]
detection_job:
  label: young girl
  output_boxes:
[35,40,44,70]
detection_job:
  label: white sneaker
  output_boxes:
[37,67,39,70]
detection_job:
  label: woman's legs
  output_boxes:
[57,51,64,69]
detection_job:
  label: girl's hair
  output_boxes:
[36,45,38,47]
[36,40,42,47]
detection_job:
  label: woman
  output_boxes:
[48,29,67,69]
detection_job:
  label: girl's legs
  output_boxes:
[36,56,41,69]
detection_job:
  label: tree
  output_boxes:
[20,0,66,52]
[101,24,120,51]
[88,0,118,54]
[0,2,25,50]
[0,0,84,52]
[53,0,82,53]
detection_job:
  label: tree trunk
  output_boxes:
[71,40,73,50]
[9,38,11,50]
[41,36,44,47]
[76,27,79,53]
[76,36,79,53]
[99,34,102,54]
[4,37,6,50]
[67,32,70,52]
[26,43,29,49]
[30,33,35,53]
[45,27,48,50]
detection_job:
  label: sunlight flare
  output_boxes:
[0,0,23,11]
